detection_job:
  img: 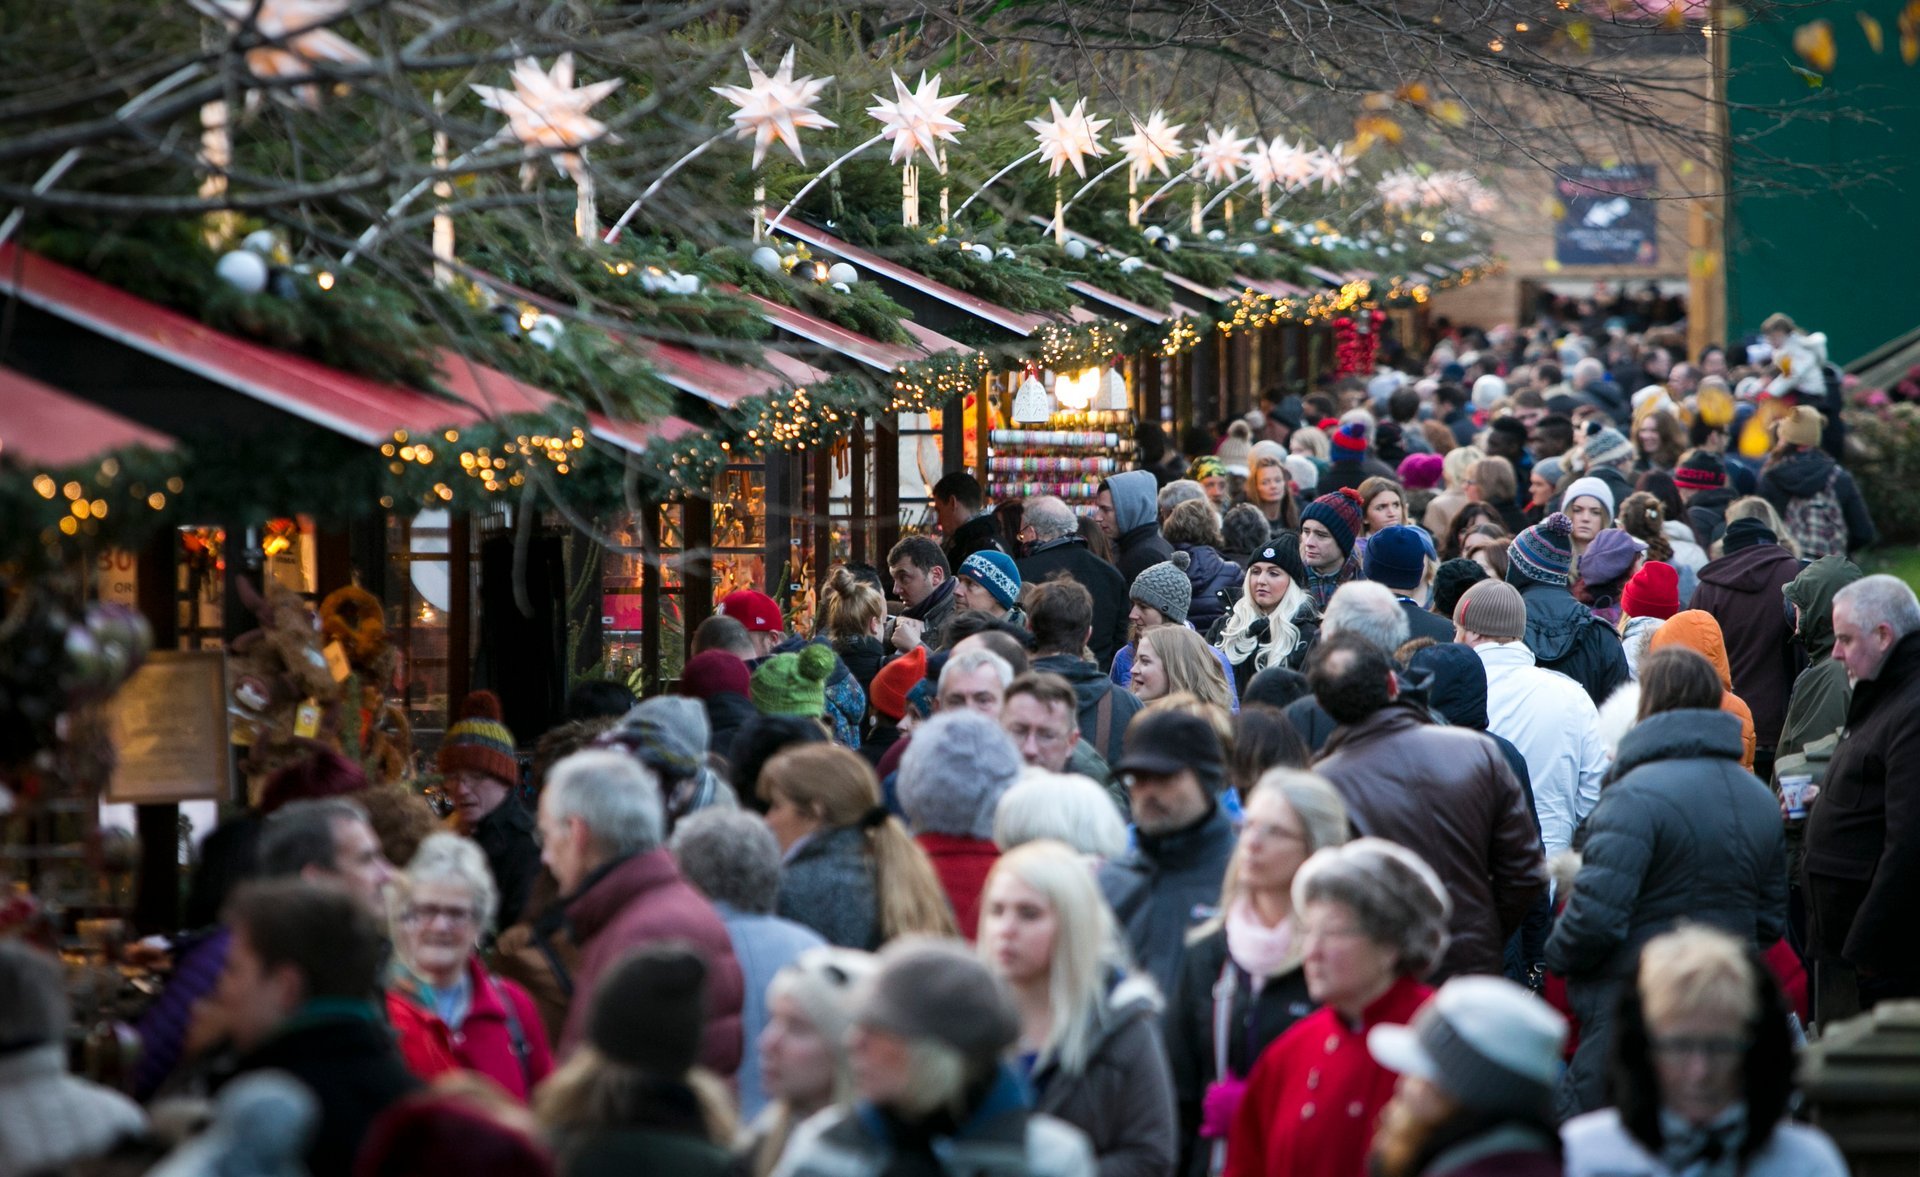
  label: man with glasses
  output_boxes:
[1000,671,1114,795]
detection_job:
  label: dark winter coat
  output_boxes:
[561,850,745,1074]
[1106,470,1176,586]
[1399,596,1457,643]
[1020,538,1132,670]
[1545,708,1787,1115]
[1314,701,1548,980]
[226,1002,423,1177]
[475,796,542,929]
[553,1085,733,1177]
[1776,556,1860,784]
[1684,485,1739,550]
[1690,541,1804,746]
[702,690,758,758]
[945,512,1007,569]
[1164,928,1315,1177]
[778,824,882,951]
[1805,631,1920,978]
[833,634,887,699]
[1030,976,1179,1177]
[1509,576,1630,707]
[1175,545,1242,636]
[1097,804,1238,999]
[1407,1118,1562,1177]
[1759,447,1876,554]
[1034,653,1143,766]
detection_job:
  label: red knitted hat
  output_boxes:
[677,649,751,700]
[436,690,518,784]
[1622,560,1681,621]
[869,646,928,721]
[1331,421,1370,456]
[717,590,783,633]
[258,743,368,814]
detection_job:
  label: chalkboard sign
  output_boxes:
[1554,164,1658,266]
[105,651,232,804]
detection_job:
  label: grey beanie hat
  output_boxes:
[1368,975,1566,1117]
[897,711,1022,839]
[856,937,1020,1070]
[1131,550,1194,623]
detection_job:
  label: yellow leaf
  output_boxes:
[1395,81,1432,107]
[1795,19,1837,72]
[1567,19,1595,51]
[1431,99,1469,127]
[1904,29,1920,65]
[1353,114,1404,145]
[1721,6,1748,30]
[1860,12,1885,52]
[1663,2,1687,29]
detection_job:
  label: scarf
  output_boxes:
[1223,898,1295,983]
[1656,1104,1748,1177]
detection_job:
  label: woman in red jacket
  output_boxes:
[1224,839,1450,1177]
[387,833,553,1101]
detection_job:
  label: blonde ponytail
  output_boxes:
[867,818,960,941]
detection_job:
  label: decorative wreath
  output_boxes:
[320,585,391,670]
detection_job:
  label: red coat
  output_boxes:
[916,833,999,940]
[1224,975,1431,1177]
[560,848,745,1075]
[387,956,554,1102]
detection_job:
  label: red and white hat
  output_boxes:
[716,590,783,633]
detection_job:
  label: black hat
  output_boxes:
[1490,416,1529,443]
[1114,710,1225,793]
[588,946,708,1076]
[1249,531,1309,589]
[1721,516,1777,554]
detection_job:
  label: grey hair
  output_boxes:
[1253,769,1352,855]
[993,769,1128,860]
[1157,480,1207,518]
[1025,496,1078,542]
[671,808,782,914]
[1321,581,1411,657]
[399,832,499,933]
[0,941,67,1048]
[1836,574,1920,643]
[938,648,1014,693]
[899,712,1023,839]
[1572,356,1605,383]
[1293,837,1452,978]
[259,797,371,879]
[545,749,664,859]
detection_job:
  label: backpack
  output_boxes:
[1783,468,1848,559]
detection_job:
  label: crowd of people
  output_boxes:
[5,309,1908,1177]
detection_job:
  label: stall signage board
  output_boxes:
[1554,164,1658,266]
[105,650,232,804]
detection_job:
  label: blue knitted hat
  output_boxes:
[1508,513,1575,587]
[958,550,1022,609]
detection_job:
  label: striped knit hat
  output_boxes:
[438,690,518,783]
[1507,513,1576,587]
[958,550,1022,609]
[1331,421,1370,460]
[1302,487,1367,556]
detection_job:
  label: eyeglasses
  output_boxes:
[404,904,477,926]
[1649,1035,1747,1060]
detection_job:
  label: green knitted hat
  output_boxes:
[750,643,836,718]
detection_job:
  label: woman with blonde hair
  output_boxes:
[1422,445,1484,536]
[815,566,887,695]
[1289,426,1330,462]
[978,840,1179,1177]
[737,947,877,1177]
[1245,442,1301,531]
[1721,495,1798,558]
[1165,771,1350,1177]
[1132,625,1235,714]
[1209,535,1320,698]
[759,744,957,949]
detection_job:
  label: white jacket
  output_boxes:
[1475,640,1608,859]
[1661,519,1706,604]
[1562,1107,1847,1177]
[1766,330,1829,399]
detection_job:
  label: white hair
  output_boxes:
[993,769,1128,860]
[1572,356,1605,384]
[1836,574,1920,641]
[938,648,1014,693]
[1294,837,1452,978]
[1322,581,1411,656]
[544,749,664,859]
[1024,496,1077,542]
[399,831,499,933]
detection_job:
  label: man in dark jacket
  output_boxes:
[216,879,422,1177]
[1097,711,1237,998]
[1308,633,1548,981]
[932,471,1006,567]
[1804,575,1920,1018]
[1364,525,1454,643]
[1018,495,1130,671]
[1503,513,1628,706]
[1691,517,1805,778]
[1281,581,1409,754]
[1097,469,1174,586]
[886,536,959,653]
[1025,573,1140,764]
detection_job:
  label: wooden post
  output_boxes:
[851,418,870,566]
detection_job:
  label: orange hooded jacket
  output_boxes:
[1649,609,1758,771]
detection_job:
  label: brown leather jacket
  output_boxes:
[1313,700,1548,980]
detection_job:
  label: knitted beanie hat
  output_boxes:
[869,646,927,722]
[857,937,1020,1071]
[1454,580,1527,641]
[1331,421,1370,460]
[1284,454,1321,496]
[1302,487,1367,555]
[1621,560,1681,621]
[1188,454,1227,482]
[437,691,518,784]
[1217,421,1254,477]
[1672,450,1727,491]
[1580,422,1632,470]
[1130,551,1194,623]
[1432,558,1489,620]
[677,649,750,700]
[1779,404,1824,448]
[1560,476,1615,519]
[1249,531,1309,588]
[1577,528,1647,587]
[1397,452,1445,491]
[1508,513,1576,587]
[1533,456,1563,489]
[597,697,706,785]
[750,643,836,717]
[1363,525,1429,590]
[717,590,783,633]
[587,945,708,1076]
[957,550,1022,609]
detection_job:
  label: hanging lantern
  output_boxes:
[1011,368,1052,423]
[1097,362,1129,412]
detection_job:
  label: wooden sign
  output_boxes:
[105,651,232,804]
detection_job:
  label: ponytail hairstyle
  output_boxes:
[818,565,886,642]
[758,744,957,941]
[1615,492,1675,563]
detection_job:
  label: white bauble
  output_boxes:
[669,272,702,295]
[826,262,858,286]
[215,250,269,294]
[830,281,851,293]
[1142,225,1164,241]
[1206,229,1226,242]
[1236,242,1257,255]
[241,229,280,256]
[970,243,993,262]
[996,246,1016,260]
[528,315,564,352]
[1160,234,1181,251]
[1253,218,1271,232]
[1117,256,1144,273]
[750,246,782,274]
[1063,239,1088,260]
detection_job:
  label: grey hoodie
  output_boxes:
[1103,469,1173,585]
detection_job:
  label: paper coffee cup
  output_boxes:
[1781,774,1813,820]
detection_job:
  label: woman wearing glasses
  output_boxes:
[386,832,553,1101]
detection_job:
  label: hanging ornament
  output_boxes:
[1011,367,1052,423]
[1097,361,1130,412]
[1116,110,1187,227]
[192,0,370,108]
[471,54,621,241]
[216,249,270,293]
[769,71,967,236]
[1307,144,1359,192]
[1193,126,1254,185]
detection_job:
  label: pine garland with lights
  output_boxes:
[704,245,915,345]
[821,213,1079,315]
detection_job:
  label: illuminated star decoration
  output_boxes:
[1026,98,1112,179]
[195,0,370,107]
[1307,144,1359,192]
[472,54,622,181]
[1192,125,1254,185]
[1376,167,1426,211]
[1267,139,1317,191]
[712,47,836,168]
[1115,110,1187,182]
[868,71,969,167]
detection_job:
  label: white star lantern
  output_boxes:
[195,0,369,107]
[712,48,835,168]
[1192,126,1254,185]
[868,72,968,167]
[472,54,621,181]
[1026,98,1111,179]
[1307,144,1359,193]
[1376,168,1426,211]
[1116,111,1187,182]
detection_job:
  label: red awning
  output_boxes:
[747,293,969,374]
[0,365,176,466]
[1039,220,1233,311]
[433,349,694,453]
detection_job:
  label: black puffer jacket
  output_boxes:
[1545,708,1787,1115]
[1509,575,1629,706]
[1758,446,1877,555]
[1175,544,1242,636]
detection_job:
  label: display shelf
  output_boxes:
[986,409,1137,504]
